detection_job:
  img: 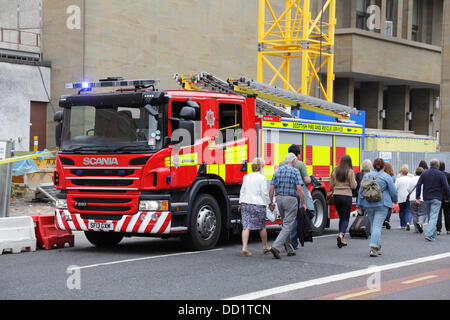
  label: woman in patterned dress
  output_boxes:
[239,158,271,256]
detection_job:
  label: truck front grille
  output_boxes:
[68,194,139,215]
[70,179,135,187]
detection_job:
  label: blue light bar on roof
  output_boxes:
[65,79,160,89]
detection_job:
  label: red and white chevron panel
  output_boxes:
[55,210,173,234]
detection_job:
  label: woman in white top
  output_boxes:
[239,157,271,256]
[407,167,427,233]
[395,165,413,230]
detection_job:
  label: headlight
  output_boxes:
[139,200,168,211]
[56,199,67,209]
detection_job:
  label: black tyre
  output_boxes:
[183,194,222,251]
[84,231,124,247]
[311,190,328,236]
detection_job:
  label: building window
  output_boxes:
[356,0,370,30]
[412,0,421,41]
[385,0,394,36]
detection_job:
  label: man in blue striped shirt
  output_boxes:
[268,153,307,259]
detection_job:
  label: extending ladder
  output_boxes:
[174,72,292,118]
[174,72,359,120]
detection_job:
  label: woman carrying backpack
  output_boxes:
[357,158,398,257]
[330,155,357,248]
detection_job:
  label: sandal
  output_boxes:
[241,250,252,257]
[262,247,271,255]
[337,234,344,248]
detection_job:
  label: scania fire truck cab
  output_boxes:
[54,77,363,251]
[54,78,258,250]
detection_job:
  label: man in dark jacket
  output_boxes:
[437,161,450,235]
[416,159,450,241]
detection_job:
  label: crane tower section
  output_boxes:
[258,0,336,102]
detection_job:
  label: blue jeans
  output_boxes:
[365,206,387,249]
[425,199,442,239]
[385,208,391,222]
[399,202,412,227]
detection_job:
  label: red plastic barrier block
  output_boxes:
[32,215,74,250]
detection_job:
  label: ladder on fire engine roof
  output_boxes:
[174,72,360,120]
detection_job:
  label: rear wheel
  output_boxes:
[311,190,328,236]
[183,194,222,251]
[84,231,124,247]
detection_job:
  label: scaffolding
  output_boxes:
[257,0,336,102]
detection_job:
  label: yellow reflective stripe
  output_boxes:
[263,165,275,181]
[225,145,248,165]
[346,147,360,167]
[274,144,291,165]
[312,146,331,166]
[219,164,226,180]
[207,164,219,175]
[205,164,226,181]
[307,165,313,176]
[178,153,198,166]
[165,153,198,167]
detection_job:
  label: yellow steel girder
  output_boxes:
[258,0,336,102]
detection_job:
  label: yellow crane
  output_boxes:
[257,0,336,102]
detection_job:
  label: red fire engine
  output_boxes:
[53,75,363,250]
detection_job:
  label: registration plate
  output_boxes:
[89,222,113,231]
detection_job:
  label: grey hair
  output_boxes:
[361,159,372,173]
[251,157,265,173]
[430,159,440,169]
[285,153,297,163]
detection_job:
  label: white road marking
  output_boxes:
[67,248,224,271]
[225,252,450,300]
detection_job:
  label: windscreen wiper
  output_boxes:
[62,146,113,153]
[112,145,150,152]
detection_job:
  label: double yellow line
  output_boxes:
[0,150,57,165]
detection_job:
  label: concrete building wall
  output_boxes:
[0,0,42,54]
[335,30,441,86]
[0,61,50,151]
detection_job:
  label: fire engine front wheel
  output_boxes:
[183,194,222,251]
[311,190,328,236]
[84,231,124,247]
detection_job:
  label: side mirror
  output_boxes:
[54,111,64,148]
[145,104,159,116]
[163,136,172,148]
[179,106,196,120]
[54,111,64,122]
[186,98,200,109]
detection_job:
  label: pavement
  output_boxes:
[7,194,54,217]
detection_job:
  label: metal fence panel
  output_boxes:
[362,151,450,175]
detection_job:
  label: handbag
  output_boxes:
[406,185,417,203]
[266,202,280,223]
[326,190,334,205]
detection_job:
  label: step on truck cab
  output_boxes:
[53,77,363,250]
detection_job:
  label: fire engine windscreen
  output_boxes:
[60,105,164,153]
